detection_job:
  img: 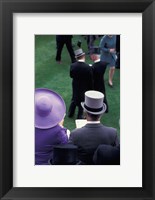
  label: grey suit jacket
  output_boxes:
[69,123,119,164]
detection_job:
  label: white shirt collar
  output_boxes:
[87,121,100,124]
[78,59,85,62]
[94,59,100,63]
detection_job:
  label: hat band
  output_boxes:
[76,53,85,57]
[84,104,103,113]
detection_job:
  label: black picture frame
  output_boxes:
[0,0,155,199]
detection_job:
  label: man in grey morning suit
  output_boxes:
[69,91,119,165]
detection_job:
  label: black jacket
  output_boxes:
[92,61,107,94]
[70,61,93,105]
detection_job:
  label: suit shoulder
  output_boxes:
[71,127,85,135]
[79,62,90,68]
[101,124,117,133]
[84,62,90,67]
[69,128,83,142]
[70,62,77,67]
[93,61,107,66]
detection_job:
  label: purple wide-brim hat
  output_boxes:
[35,88,66,129]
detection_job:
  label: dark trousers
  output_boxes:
[86,35,96,52]
[56,38,76,63]
[68,100,83,119]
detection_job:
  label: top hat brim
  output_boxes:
[81,102,106,115]
[35,88,66,129]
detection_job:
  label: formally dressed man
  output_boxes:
[90,46,109,112]
[68,49,93,119]
[69,91,119,164]
[55,35,76,64]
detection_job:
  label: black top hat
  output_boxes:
[89,46,100,55]
[93,144,120,165]
[51,144,78,165]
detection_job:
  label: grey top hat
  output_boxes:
[74,48,85,58]
[81,90,106,115]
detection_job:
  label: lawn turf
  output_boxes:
[35,35,120,136]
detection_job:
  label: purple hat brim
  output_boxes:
[35,88,66,129]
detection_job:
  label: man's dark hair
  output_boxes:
[77,54,85,60]
[86,112,101,121]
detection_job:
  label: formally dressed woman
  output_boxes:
[35,88,68,165]
[99,35,117,87]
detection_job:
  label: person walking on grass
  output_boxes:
[55,35,76,64]
[68,49,93,119]
[99,35,117,87]
[89,46,109,113]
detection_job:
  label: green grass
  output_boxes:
[35,35,120,136]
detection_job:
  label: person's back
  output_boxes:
[70,61,92,79]
[35,125,67,165]
[90,47,109,112]
[99,35,117,87]
[35,88,68,165]
[69,123,119,164]
[69,90,119,164]
[92,61,107,93]
[70,61,93,102]
[68,49,93,119]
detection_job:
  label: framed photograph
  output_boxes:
[0,0,154,199]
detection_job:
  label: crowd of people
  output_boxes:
[35,35,120,165]
[35,89,120,165]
